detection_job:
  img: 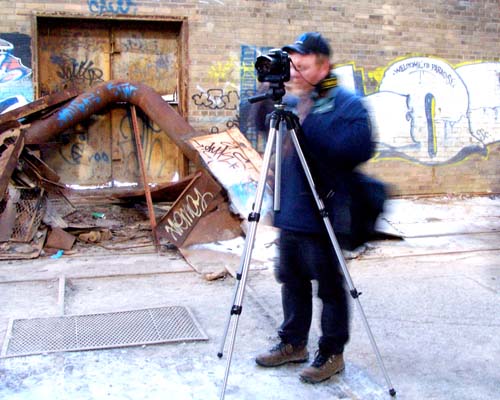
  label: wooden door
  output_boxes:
[36,17,186,189]
[109,23,184,185]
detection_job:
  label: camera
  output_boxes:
[255,49,290,84]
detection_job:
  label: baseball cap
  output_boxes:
[282,32,331,57]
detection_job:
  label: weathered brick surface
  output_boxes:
[1,0,498,195]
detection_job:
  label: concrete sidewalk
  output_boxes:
[0,196,499,400]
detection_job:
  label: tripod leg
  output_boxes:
[218,119,279,400]
[287,125,396,397]
[273,117,284,211]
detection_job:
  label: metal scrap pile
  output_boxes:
[0,90,81,259]
[0,85,244,261]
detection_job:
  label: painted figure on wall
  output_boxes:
[0,36,33,114]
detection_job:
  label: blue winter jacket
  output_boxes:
[274,85,374,239]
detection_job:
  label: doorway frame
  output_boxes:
[31,12,189,117]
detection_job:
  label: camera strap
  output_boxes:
[316,73,338,96]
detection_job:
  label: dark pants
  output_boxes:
[275,229,350,356]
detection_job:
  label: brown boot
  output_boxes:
[255,342,309,367]
[299,352,345,383]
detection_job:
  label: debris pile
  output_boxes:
[0,83,245,261]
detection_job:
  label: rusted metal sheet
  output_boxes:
[0,129,24,201]
[112,174,192,202]
[21,148,61,185]
[24,81,202,165]
[0,120,20,135]
[181,202,243,248]
[155,170,222,247]
[0,88,80,126]
[45,227,76,251]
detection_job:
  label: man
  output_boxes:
[255,32,374,384]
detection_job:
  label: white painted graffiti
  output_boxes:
[343,57,500,165]
[240,46,499,166]
[162,188,215,240]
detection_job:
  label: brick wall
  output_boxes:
[1,0,499,196]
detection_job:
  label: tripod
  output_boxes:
[217,88,396,399]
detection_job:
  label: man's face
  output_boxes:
[286,52,330,95]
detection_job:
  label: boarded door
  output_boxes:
[36,17,186,189]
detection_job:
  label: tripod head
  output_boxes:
[248,82,286,104]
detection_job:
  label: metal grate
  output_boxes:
[1,306,208,358]
[10,187,46,243]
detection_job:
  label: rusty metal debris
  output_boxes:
[0,186,18,242]
[0,88,79,128]
[112,175,192,203]
[0,81,243,260]
[23,80,204,165]
[45,227,76,250]
[0,128,24,201]
[78,229,112,244]
[155,170,223,247]
[9,187,46,243]
[130,104,159,248]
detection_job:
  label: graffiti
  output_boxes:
[189,128,272,220]
[0,35,33,114]
[57,133,87,165]
[107,82,138,100]
[51,54,104,87]
[361,57,500,165]
[191,138,252,171]
[56,130,111,187]
[120,37,146,52]
[116,110,166,178]
[239,45,500,166]
[209,115,240,134]
[162,188,215,241]
[59,133,107,167]
[227,114,240,130]
[57,92,102,127]
[89,152,110,163]
[208,56,238,82]
[88,0,137,15]
[192,88,239,110]
[0,42,30,83]
[55,83,136,127]
[70,143,84,164]
[43,32,105,58]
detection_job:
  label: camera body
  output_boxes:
[255,49,291,84]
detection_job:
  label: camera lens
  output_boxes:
[255,50,290,84]
[255,56,272,74]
